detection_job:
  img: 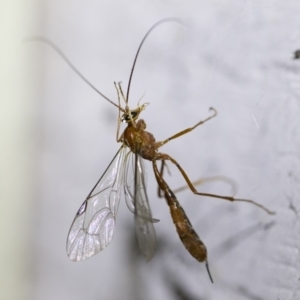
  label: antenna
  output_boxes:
[24,37,124,111]
[125,18,182,104]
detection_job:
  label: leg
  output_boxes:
[157,160,179,198]
[157,161,237,198]
[157,160,166,198]
[155,153,275,215]
[173,175,237,195]
[155,107,217,149]
[117,82,127,105]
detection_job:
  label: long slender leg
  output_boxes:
[155,153,275,215]
[157,162,237,198]
[157,160,165,198]
[173,175,237,195]
[155,107,217,149]
[117,82,127,105]
[157,160,172,198]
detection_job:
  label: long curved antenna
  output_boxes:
[24,37,124,112]
[126,18,182,104]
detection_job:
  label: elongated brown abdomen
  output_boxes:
[152,160,207,262]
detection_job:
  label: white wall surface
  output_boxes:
[2,1,300,299]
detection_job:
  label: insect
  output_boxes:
[29,19,274,282]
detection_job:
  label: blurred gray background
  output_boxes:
[1,0,300,299]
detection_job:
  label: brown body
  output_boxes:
[122,115,208,263]
[123,119,157,160]
[120,105,273,284]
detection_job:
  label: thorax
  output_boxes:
[123,119,157,160]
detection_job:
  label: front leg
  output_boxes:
[155,107,217,149]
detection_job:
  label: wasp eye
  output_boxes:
[121,111,138,122]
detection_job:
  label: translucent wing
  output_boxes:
[67,146,128,261]
[124,152,157,261]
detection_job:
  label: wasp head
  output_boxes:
[121,103,149,123]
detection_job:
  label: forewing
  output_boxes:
[67,146,128,261]
[124,153,157,261]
